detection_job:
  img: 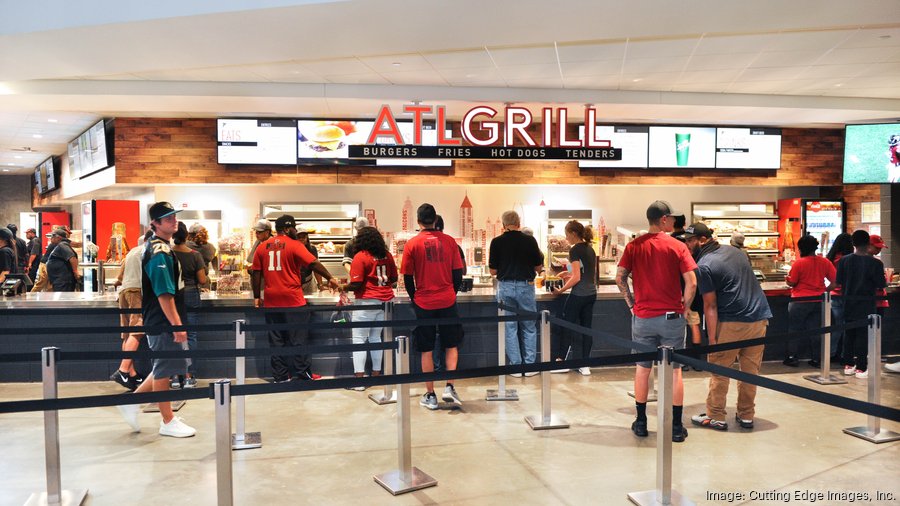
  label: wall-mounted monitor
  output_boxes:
[297,120,376,166]
[67,119,114,179]
[217,119,297,165]
[843,123,900,183]
[715,127,781,169]
[648,126,716,168]
[577,125,649,168]
[34,167,43,194]
[35,156,58,194]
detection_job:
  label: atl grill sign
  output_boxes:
[348,103,623,161]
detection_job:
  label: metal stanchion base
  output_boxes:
[142,401,186,413]
[843,426,900,443]
[486,388,519,401]
[525,414,569,430]
[374,467,437,495]
[628,391,658,402]
[25,489,89,506]
[231,432,262,450]
[627,489,695,506]
[803,374,848,385]
[368,391,397,405]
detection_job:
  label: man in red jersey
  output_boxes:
[616,200,697,443]
[401,203,465,409]
[251,214,340,382]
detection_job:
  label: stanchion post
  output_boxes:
[369,301,397,405]
[525,310,568,430]
[487,305,518,401]
[374,336,437,495]
[214,380,235,506]
[627,347,693,506]
[805,292,846,385]
[231,320,262,450]
[25,347,88,506]
[843,314,900,443]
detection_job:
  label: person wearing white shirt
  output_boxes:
[110,231,152,391]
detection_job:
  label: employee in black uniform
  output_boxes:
[45,229,81,291]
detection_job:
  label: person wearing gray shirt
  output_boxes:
[551,220,597,375]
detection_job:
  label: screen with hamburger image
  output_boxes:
[297,120,377,165]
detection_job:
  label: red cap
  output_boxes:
[870,234,888,249]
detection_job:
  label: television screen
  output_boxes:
[87,120,109,174]
[34,168,43,194]
[715,127,782,169]
[67,139,81,179]
[217,119,297,165]
[298,120,376,166]
[648,126,716,168]
[67,119,112,179]
[375,121,453,167]
[577,125,649,168]
[843,123,900,183]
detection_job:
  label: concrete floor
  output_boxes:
[1,363,898,506]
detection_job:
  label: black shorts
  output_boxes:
[412,303,463,352]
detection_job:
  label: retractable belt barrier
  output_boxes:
[0,303,385,316]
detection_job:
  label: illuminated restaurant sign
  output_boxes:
[348,104,622,161]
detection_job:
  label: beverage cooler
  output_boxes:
[777,199,845,259]
[81,200,141,293]
[692,202,781,280]
[260,201,362,279]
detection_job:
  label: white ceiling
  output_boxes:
[2,0,900,175]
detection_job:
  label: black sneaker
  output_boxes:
[735,415,754,429]
[110,370,134,391]
[672,425,688,443]
[631,419,649,437]
[782,356,799,367]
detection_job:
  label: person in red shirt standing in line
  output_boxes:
[616,201,697,443]
[401,203,465,410]
[342,226,398,389]
[251,215,341,382]
[784,235,835,368]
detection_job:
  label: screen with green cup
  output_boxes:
[648,126,715,168]
[843,123,900,184]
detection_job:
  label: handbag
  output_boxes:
[331,291,352,323]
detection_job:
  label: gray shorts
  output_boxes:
[147,332,189,379]
[632,314,686,368]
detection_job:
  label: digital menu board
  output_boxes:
[715,127,781,169]
[298,120,376,166]
[843,123,900,183]
[35,157,57,194]
[648,126,716,168]
[34,168,43,194]
[577,125,649,168]
[217,119,297,165]
[67,119,112,178]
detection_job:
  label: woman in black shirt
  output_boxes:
[552,221,597,375]
[172,222,208,388]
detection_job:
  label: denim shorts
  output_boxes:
[147,332,189,379]
[632,314,686,368]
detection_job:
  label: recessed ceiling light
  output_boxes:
[391,62,402,67]
[13,155,22,159]
[2,169,9,172]
[632,78,643,82]
[6,163,13,166]
[465,73,477,78]
[32,134,43,138]
[47,118,58,123]
[834,83,843,87]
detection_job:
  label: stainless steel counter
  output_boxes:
[0,281,826,309]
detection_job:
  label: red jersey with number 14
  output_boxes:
[251,235,317,307]
[349,250,398,301]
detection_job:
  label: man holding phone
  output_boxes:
[616,201,697,443]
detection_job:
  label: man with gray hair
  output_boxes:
[342,217,371,271]
[489,210,544,374]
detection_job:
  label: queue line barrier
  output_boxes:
[3,304,899,505]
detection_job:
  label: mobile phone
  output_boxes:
[665,312,680,320]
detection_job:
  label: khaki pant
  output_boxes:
[118,288,144,341]
[706,320,767,421]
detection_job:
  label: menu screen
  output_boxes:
[34,168,43,194]
[217,119,297,165]
[88,120,109,174]
[44,158,57,192]
[578,125,649,168]
[298,120,376,165]
[67,139,81,179]
[843,123,900,183]
[648,126,716,168]
[715,127,781,169]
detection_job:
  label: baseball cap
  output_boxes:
[417,203,437,225]
[25,227,36,234]
[683,223,713,239]
[252,219,272,232]
[148,201,181,222]
[45,228,68,239]
[0,227,12,242]
[274,214,296,232]
[870,234,888,249]
[646,200,681,222]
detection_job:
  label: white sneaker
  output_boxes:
[855,369,869,379]
[843,365,856,376]
[551,368,570,374]
[159,416,197,438]
[578,367,592,376]
[117,404,140,432]
[885,362,900,373]
[523,371,539,377]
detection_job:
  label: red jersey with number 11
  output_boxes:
[251,235,317,307]
[350,250,398,301]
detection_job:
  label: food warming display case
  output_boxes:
[260,202,362,279]
[692,202,781,280]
